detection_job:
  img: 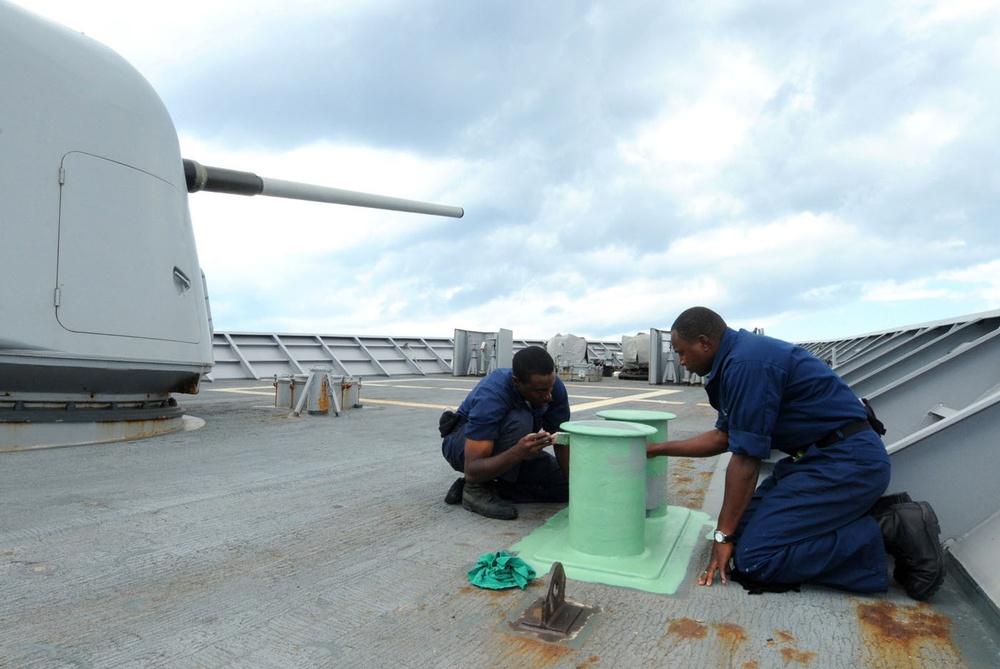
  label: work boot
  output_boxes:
[869,491,912,516]
[444,477,464,505]
[461,482,518,520]
[875,500,946,600]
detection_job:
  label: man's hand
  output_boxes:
[464,431,555,483]
[698,541,734,586]
[512,430,553,459]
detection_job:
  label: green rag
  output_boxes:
[467,550,536,590]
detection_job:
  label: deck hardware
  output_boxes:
[510,562,598,641]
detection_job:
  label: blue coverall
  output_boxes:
[441,368,570,503]
[708,328,890,592]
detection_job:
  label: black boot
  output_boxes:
[869,491,912,516]
[444,477,464,505]
[462,482,518,520]
[875,500,946,600]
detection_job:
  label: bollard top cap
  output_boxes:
[596,409,677,422]
[558,420,656,437]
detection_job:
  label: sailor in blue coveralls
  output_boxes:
[649,307,945,599]
[440,345,570,520]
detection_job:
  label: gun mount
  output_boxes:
[0,1,463,449]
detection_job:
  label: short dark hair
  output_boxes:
[512,346,555,381]
[672,307,727,343]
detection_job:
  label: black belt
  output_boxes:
[815,419,874,448]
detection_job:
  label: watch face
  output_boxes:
[714,530,729,543]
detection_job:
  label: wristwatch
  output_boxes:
[713,529,735,544]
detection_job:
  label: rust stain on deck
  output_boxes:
[766,629,817,665]
[663,620,816,666]
[779,646,818,665]
[714,622,748,645]
[498,634,574,667]
[857,600,964,669]
[663,616,708,642]
[669,458,713,508]
[774,630,796,644]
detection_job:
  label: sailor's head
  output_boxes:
[513,346,557,408]
[671,307,727,377]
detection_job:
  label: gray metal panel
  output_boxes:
[834,329,932,380]
[390,337,453,375]
[648,327,693,386]
[802,333,891,366]
[849,318,1000,398]
[270,334,351,375]
[495,329,513,370]
[831,333,897,366]
[211,331,618,380]
[866,328,1000,438]
[57,153,202,344]
[576,340,623,367]
[649,328,669,385]
[452,331,547,377]
[949,507,1000,625]
[354,336,423,376]
[452,329,472,377]
[209,332,480,379]
[884,392,1000,542]
[221,334,299,380]
[315,336,390,377]
[211,333,259,380]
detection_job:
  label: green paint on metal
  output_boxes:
[510,506,711,595]
[513,417,710,595]
[561,420,653,557]
[597,409,677,516]
[558,419,655,438]
[595,410,677,442]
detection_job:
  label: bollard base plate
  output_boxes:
[510,505,711,595]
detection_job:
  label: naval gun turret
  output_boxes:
[0,1,463,449]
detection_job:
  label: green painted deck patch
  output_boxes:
[510,504,711,594]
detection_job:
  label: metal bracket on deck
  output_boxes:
[291,369,342,417]
[510,562,598,642]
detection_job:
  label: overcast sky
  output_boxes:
[16,0,1000,343]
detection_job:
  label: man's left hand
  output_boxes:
[698,542,734,586]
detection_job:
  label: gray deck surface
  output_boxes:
[3,376,998,668]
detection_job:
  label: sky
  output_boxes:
[14,0,1000,343]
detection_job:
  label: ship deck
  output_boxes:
[3,376,999,668]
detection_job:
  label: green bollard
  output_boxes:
[597,410,677,517]
[562,419,656,557]
[510,416,711,594]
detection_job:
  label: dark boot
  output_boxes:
[869,491,912,516]
[875,500,945,600]
[444,477,464,505]
[462,482,518,520]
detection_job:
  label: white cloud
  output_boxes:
[617,47,779,173]
[862,279,953,302]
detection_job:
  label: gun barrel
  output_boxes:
[183,159,464,218]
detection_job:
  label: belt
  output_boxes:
[792,419,874,462]
[815,419,874,448]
